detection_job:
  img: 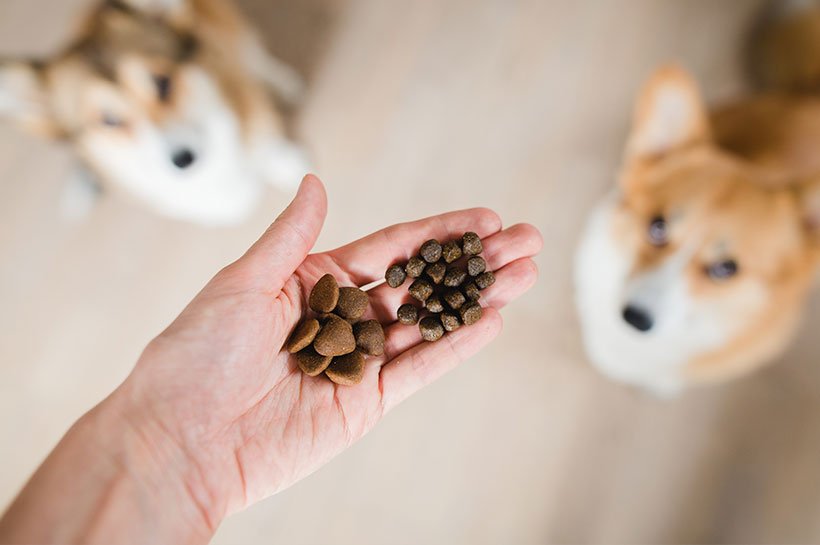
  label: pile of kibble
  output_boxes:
[384,232,495,342]
[286,274,384,386]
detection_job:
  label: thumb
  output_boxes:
[239,174,328,291]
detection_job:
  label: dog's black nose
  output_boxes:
[172,148,196,169]
[622,305,653,332]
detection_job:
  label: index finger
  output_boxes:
[328,208,502,286]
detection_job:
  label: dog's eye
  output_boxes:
[154,75,172,102]
[101,112,124,128]
[706,259,739,281]
[648,215,669,246]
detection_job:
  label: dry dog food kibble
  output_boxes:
[309,273,339,313]
[397,303,419,325]
[406,257,427,278]
[419,316,445,342]
[420,239,443,263]
[383,232,494,342]
[287,273,386,386]
[385,265,407,288]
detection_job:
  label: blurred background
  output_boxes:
[2,0,820,543]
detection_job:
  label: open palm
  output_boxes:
[121,175,541,527]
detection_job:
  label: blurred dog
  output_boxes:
[0,0,309,225]
[575,1,820,394]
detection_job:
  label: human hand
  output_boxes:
[0,175,541,544]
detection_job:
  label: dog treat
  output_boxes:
[462,232,483,255]
[296,346,332,377]
[335,287,369,320]
[309,273,339,313]
[475,271,496,290]
[382,231,494,343]
[406,257,427,278]
[444,289,466,310]
[443,267,467,288]
[354,320,385,356]
[385,265,407,288]
[441,312,461,332]
[313,315,356,357]
[287,318,321,353]
[442,240,463,264]
[419,316,445,342]
[425,295,444,313]
[326,350,366,386]
[463,282,481,301]
[425,262,446,284]
[460,302,483,326]
[398,303,420,325]
[467,256,487,277]
[409,278,434,302]
[420,239,443,263]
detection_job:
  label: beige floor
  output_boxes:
[3,0,820,543]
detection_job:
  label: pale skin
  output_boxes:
[0,175,542,545]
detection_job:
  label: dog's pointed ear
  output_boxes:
[626,65,711,160]
[0,59,56,136]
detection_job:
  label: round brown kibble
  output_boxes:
[426,295,444,313]
[354,320,385,356]
[441,312,461,332]
[467,256,487,277]
[385,265,407,288]
[309,274,339,313]
[397,303,420,325]
[460,302,483,326]
[462,232,483,255]
[420,239,443,263]
[313,315,356,357]
[287,318,320,353]
[335,287,369,320]
[419,316,445,342]
[463,282,481,301]
[425,262,446,284]
[406,257,427,278]
[296,346,332,377]
[444,267,468,288]
[475,271,496,290]
[444,289,466,310]
[441,240,463,264]
[326,350,366,386]
[409,278,434,302]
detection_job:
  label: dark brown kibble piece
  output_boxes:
[406,257,427,278]
[463,282,481,301]
[419,316,445,342]
[296,346,332,377]
[385,265,407,288]
[426,295,444,313]
[462,232,483,255]
[354,320,385,356]
[441,312,461,332]
[441,240,463,263]
[287,319,320,353]
[467,256,487,277]
[335,287,369,320]
[409,278,434,302]
[460,302,483,326]
[309,274,339,313]
[326,350,366,386]
[426,262,446,284]
[444,267,468,288]
[420,239,443,263]
[397,303,420,325]
[475,271,496,290]
[444,289,466,310]
[313,315,356,357]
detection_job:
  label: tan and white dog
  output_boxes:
[0,0,309,225]
[575,1,820,394]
